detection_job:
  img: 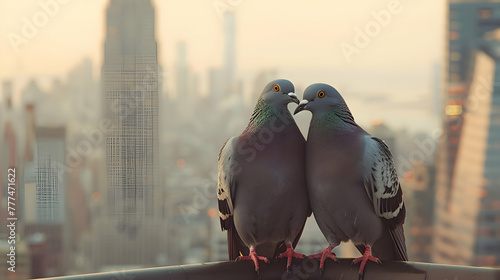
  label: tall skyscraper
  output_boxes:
[22,126,68,277]
[433,0,500,266]
[223,11,236,93]
[100,0,165,268]
[437,0,500,208]
[175,42,189,98]
[102,0,160,237]
[33,127,66,223]
[209,10,237,100]
[175,42,197,120]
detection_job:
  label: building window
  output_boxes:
[450,73,461,82]
[478,9,492,19]
[450,31,459,40]
[450,52,461,61]
[450,21,460,30]
[445,104,463,116]
[450,10,458,19]
[449,136,459,145]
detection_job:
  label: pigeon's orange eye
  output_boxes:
[273,84,280,92]
[318,90,326,98]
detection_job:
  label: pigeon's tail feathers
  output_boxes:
[227,224,248,260]
[388,224,408,261]
[273,241,287,258]
[369,222,408,261]
[271,220,307,258]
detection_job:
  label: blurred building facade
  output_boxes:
[436,1,500,209]
[27,127,68,276]
[32,127,66,223]
[100,0,165,268]
[403,161,436,262]
[0,239,31,280]
[1,83,16,238]
[434,1,500,265]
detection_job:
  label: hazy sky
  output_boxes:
[0,0,446,131]
[0,0,445,76]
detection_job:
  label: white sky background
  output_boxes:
[0,0,446,130]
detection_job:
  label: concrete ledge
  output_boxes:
[38,258,500,280]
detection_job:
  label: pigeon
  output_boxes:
[217,79,311,272]
[294,83,408,278]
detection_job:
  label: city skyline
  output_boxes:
[1,0,500,278]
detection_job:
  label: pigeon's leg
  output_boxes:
[276,244,305,271]
[236,248,269,272]
[308,244,339,270]
[352,246,381,278]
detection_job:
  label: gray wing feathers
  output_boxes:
[362,136,405,225]
[217,137,239,231]
[363,135,408,261]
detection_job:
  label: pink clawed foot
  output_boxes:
[352,247,381,278]
[277,244,305,271]
[236,249,269,272]
[308,245,339,270]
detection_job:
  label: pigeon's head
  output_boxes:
[294,83,347,115]
[259,79,299,106]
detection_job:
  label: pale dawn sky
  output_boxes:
[0,0,446,132]
[0,0,445,78]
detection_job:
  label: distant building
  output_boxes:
[435,0,500,215]
[434,45,500,266]
[0,239,31,280]
[402,161,436,262]
[66,58,97,123]
[209,10,238,101]
[175,42,189,98]
[24,224,66,277]
[19,127,68,277]
[208,68,227,100]
[28,233,48,279]
[223,11,236,94]
[99,0,165,268]
[102,0,160,235]
[32,127,66,223]
[1,83,16,238]
[21,80,68,127]
[433,0,500,266]
[175,42,199,120]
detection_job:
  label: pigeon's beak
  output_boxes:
[294,100,309,115]
[287,92,299,104]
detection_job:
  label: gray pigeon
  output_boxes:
[217,79,310,272]
[294,83,408,278]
